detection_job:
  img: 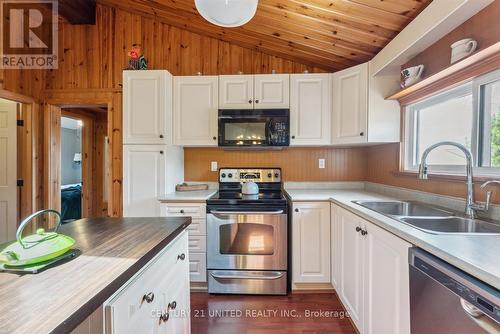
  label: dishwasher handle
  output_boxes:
[461,298,500,333]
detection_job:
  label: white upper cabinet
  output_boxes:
[332,63,368,145]
[331,62,400,145]
[290,74,331,146]
[292,202,331,284]
[173,76,218,146]
[123,70,171,145]
[254,74,290,108]
[219,75,254,109]
[219,74,290,109]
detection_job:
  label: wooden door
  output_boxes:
[332,63,368,145]
[338,206,363,329]
[0,101,17,243]
[123,145,166,217]
[363,220,411,334]
[290,74,331,146]
[173,76,218,146]
[219,75,254,109]
[123,70,169,145]
[292,202,331,284]
[254,74,290,109]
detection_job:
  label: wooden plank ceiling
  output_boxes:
[97,0,432,71]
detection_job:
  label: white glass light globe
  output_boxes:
[195,0,258,27]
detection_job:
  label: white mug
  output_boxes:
[401,65,424,88]
[451,38,477,63]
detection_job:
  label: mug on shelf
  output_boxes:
[450,38,477,64]
[400,64,424,88]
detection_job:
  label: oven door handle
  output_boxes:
[210,210,284,215]
[210,272,285,280]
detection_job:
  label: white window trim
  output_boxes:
[404,69,500,177]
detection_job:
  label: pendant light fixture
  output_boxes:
[194,0,258,28]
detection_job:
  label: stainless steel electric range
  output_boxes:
[206,168,288,295]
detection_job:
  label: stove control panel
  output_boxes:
[219,168,281,183]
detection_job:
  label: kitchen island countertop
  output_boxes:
[0,216,191,334]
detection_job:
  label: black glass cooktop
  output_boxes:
[206,191,288,210]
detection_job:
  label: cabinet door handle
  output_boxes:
[361,229,368,236]
[159,134,164,139]
[359,132,364,136]
[248,100,252,104]
[180,209,184,214]
[159,150,164,154]
[213,136,217,140]
[168,301,177,310]
[159,312,169,324]
[355,226,362,232]
[291,135,295,139]
[294,208,299,213]
[142,292,154,303]
[255,99,259,103]
[177,253,186,261]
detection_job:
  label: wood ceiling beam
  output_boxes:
[57,0,96,25]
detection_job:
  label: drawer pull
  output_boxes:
[168,301,177,310]
[177,253,186,261]
[142,292,155,304]
[159,311,169,324]
[180,209,185,214]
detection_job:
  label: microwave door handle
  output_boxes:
[210,210,284,215]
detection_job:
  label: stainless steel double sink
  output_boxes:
[353,200,500,235]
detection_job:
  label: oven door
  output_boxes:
[207,210,287,271]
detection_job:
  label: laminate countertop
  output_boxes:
[158,189,217,202]
[286,189,500,290]
[0,217,191,334]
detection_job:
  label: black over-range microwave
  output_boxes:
[218,109,290,147]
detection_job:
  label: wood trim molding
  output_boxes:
[387,42,500,105]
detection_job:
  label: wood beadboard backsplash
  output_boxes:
[184,147,368,182]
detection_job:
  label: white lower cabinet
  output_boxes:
[331,203,411,334]
[161,202,207,284]
[292,202,331,284]
[104,231,190,334]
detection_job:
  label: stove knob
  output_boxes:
[274,173,279,178]
[267,173,272,178]
[221,173,226,178]
[228,173,233,178]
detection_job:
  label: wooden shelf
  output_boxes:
[386,41,500,101]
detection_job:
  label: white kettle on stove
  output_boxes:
[241,180,259,195]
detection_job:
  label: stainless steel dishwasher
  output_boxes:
[409,248,500,334]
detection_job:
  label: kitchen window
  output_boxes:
[405,68,500,176]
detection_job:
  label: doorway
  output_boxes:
[58,106,109,222]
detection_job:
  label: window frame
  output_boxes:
[404,68,500,177]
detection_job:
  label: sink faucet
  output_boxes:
[418,141,486,219]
